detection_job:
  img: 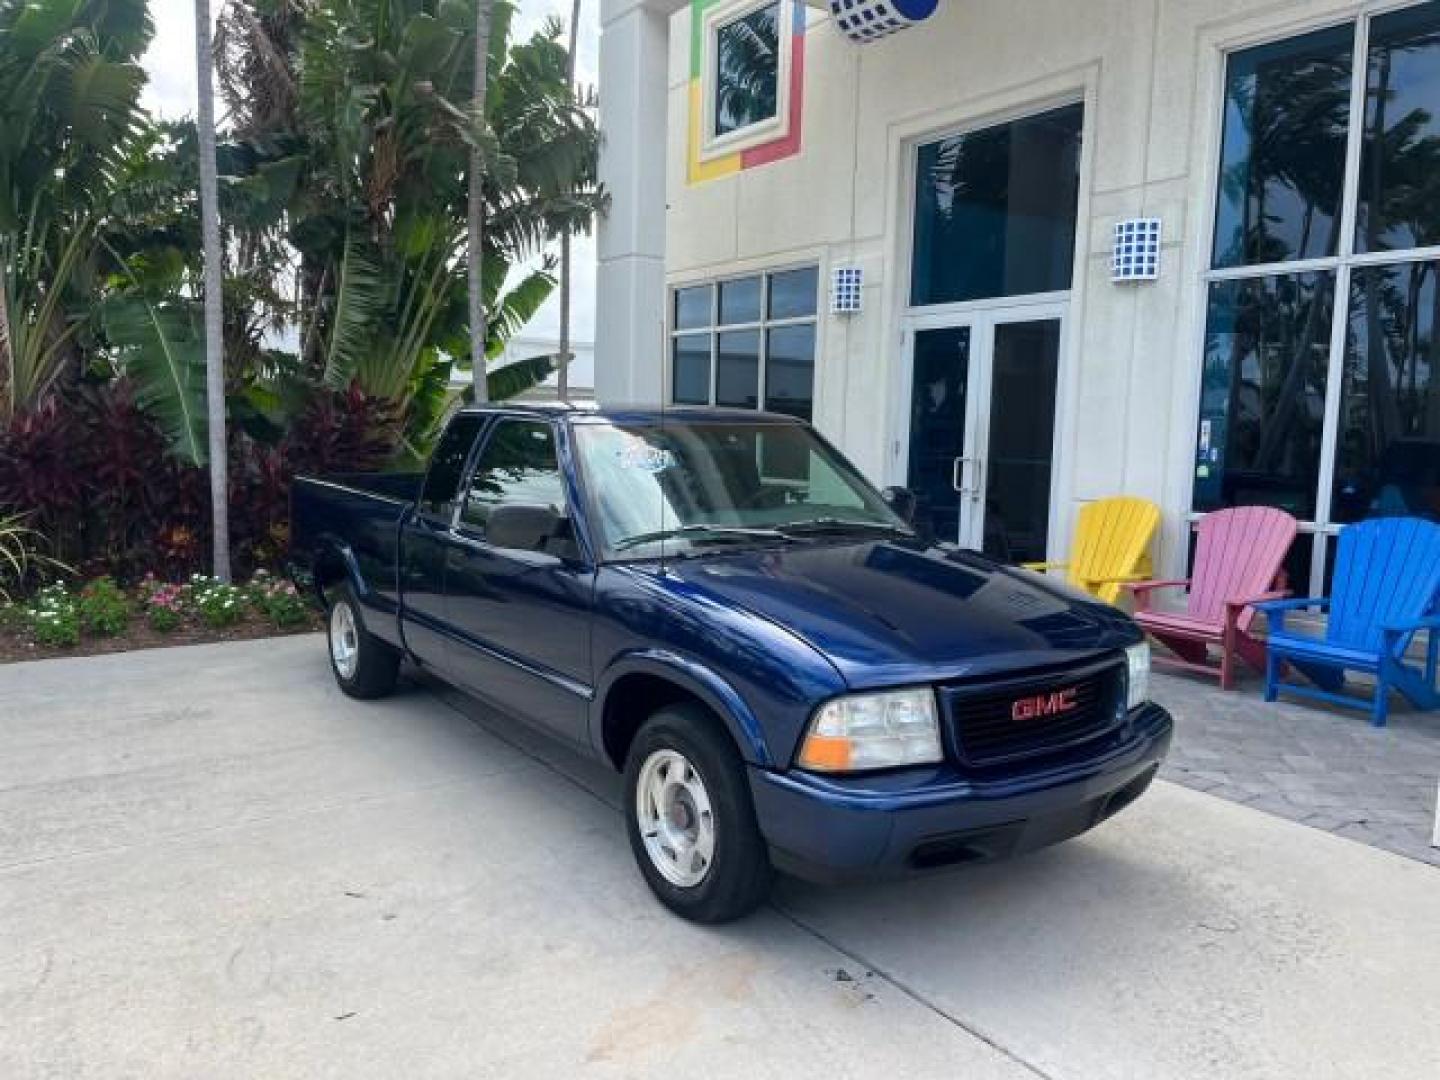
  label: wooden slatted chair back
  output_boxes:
[1068,497,1161,604]
[1187,507,1298,632]
[1327,518,1440,654]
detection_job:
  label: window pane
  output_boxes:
[719,276,763,324]
[716,329,761,409]
[1193,272,1335,519]
[911,104,1083,306]
[460,422,565,532]
[419,415,483,520]
[765,324,815,420]
[768,267,818,319]
[714,2,780,137]
[1212,26,1353,269]
[1357,5,1440,253]
[674,285,713,331]
[1332,261,1440,523]
[672,335,712,404]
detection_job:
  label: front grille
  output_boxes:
[942,658,1126,768]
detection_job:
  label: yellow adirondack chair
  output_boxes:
[1024,497,1161,605]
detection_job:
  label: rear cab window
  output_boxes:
[419,415,485,522]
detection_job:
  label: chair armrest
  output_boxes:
[1122,578,1188,613]
[1225,589,1291,614]
[1252,596,1328,634]
[1382,614,1440,639]
[1022,561,1069,572]
[1252,597,1330,614]
[1124,579,1189,595]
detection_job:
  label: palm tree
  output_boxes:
[195,0,231,580]
[469,0,496,403]
[557,0,582,403]
[0,0,150,421]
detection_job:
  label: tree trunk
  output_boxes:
[468,0,495,403]
[0,258,12,422]
[195,0,231,581]
[557,0,582,404]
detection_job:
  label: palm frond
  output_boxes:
[321,230,387,389]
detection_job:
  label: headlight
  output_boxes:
[797,688,942,773]
[1125,642,1151,711]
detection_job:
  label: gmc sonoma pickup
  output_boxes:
[291,405,1172,923]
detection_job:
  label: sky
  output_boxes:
[140,0,601,346]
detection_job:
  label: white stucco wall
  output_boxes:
[657,0,1381,573]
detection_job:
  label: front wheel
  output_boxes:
[326,584,400,699]
[623,705,772,923]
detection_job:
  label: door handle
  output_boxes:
[952,456,980,497]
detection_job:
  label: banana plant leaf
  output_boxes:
[101,293,208,466]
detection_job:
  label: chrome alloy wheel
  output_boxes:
[635,749,716,888]
[329,600,359,680]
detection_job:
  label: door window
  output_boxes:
[459,420,567,534]
[906,326,973,544]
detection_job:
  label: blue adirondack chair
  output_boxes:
[1255,518,1440,727]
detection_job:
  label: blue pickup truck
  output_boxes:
[291,405,1172,922]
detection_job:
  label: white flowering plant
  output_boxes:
[25,583,80,647]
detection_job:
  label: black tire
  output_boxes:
[623,704,772,923]
[325,583,400,700]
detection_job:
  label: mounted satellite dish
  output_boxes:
[828,0,940,43]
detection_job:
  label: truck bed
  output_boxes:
[289,472,424,630]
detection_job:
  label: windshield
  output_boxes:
[572,420,910,558]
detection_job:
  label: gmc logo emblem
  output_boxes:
[1012,688,1079,722]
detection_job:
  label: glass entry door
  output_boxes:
[903,312,1063,562]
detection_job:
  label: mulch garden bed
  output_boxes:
[0,613,322,665]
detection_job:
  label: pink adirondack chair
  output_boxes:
[1124,507,1298,690]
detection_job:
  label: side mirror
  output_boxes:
[882,486,917,525]
[485,503,565,554]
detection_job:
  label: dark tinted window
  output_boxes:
[672,336,711,405]
[714,3,779,137]
[1333,261,1440,523]
[911,104,1083,306]
[1357,4,1440,253]
[716,330,761,408]
[460,421,566,532]
[1212,26,1354,269]
[1193,272,1335,519]
[419,415,483,520]
[765,324,815,420]
[768,267,818,319]
[674,285,713,330]
[719,276,763,324]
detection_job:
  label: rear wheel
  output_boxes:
[326,584,400,699]
[623,705,772,923]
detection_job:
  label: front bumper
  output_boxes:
[749,702,1173,882]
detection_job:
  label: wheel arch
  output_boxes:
[595,652,773,772]
[310,537,366,605]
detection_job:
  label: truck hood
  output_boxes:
[651,540,1141,689]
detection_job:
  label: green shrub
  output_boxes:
[77,577,130,637]
[188,575,245,628]
[27,584,80,647]
[140,576,188,633]
[248,571,309,628]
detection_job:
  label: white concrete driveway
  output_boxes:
[2,637,1437,1079]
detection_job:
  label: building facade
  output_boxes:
[596,0,1440,592]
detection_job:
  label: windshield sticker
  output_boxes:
[616,444,676,473]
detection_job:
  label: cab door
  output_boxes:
[443,418,595,747]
